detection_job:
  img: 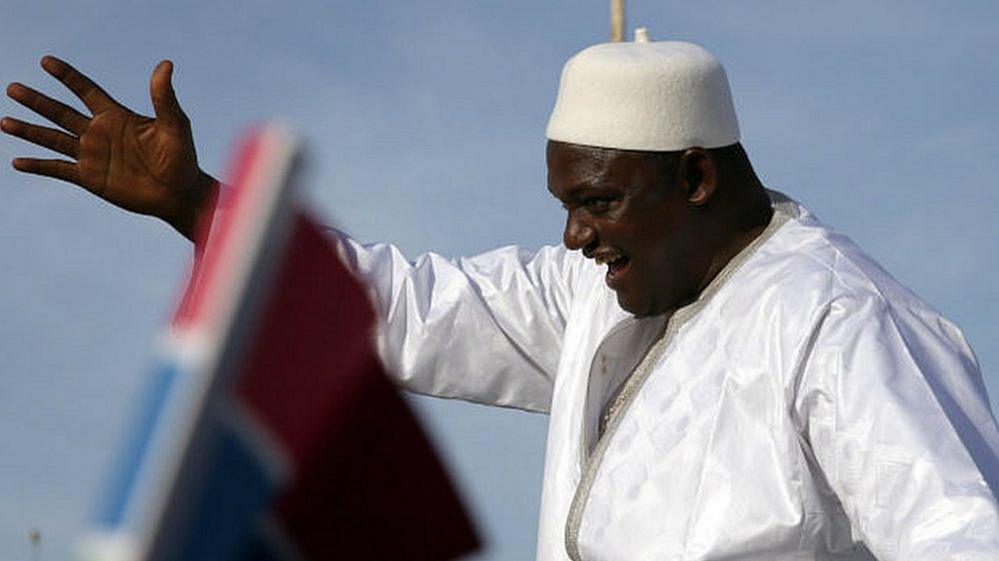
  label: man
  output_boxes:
[4,38,999,561]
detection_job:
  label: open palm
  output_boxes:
[3,56,215,240]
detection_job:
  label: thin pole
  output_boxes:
[611,0,626,42]
[29,529,41,561]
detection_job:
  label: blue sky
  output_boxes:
[1,1,997,560]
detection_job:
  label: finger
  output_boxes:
[6,82,89,135]
[12,157,81,185]
[40,55,117,114]
[150,60,189,130]
[1,117,80,159]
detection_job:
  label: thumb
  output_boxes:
[150,60,188,129]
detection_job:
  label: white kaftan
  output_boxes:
[332,192,999,561]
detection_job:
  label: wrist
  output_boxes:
[173,171,219,243]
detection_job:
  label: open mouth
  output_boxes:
[595,252,631,288]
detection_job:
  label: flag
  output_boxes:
[80,124,480,561]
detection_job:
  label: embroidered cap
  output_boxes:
[546,37,740,151]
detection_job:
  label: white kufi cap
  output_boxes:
[546,40,740,151]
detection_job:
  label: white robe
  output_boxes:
[332,192,999,561]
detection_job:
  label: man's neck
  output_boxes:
[693,185,775,303]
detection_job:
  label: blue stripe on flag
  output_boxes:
[174,423,277,561]
[233,529,290,561]
[98,360,180,526]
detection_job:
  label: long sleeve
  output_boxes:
[330,230,584,413]
[793,294,999,560]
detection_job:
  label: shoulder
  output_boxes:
[762,198,978,374]
[753,196,951,321]
[724,196,976,371]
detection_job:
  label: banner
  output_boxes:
[80,124,480,561]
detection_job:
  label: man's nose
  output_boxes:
[563,211,596,252]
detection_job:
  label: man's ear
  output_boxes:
[680,147,717,207]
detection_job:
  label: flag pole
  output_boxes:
[29,529,41,561]
[611,0,626,42]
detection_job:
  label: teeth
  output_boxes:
[595,252,624,266]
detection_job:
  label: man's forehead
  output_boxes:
[547,140,674,188]
[546,141,618,176]
[547,140,683,201]
[547,139,673,166]
[546,142,614,194]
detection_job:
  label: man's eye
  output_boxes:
[584,197,614,211]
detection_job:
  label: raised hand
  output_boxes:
[2,56,217,241]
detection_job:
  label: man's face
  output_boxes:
[547,140,703,316]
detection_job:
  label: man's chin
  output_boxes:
[616,292,652,317]
[616,292,676,319]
